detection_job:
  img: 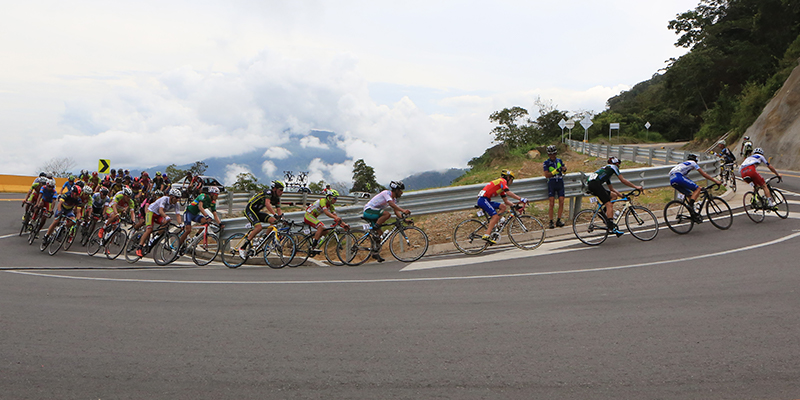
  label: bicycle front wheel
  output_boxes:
[338,230,373,266]
[743,191,765,223]
[48,226,66,255]
[728,173,737,192]
[625,206,659,241]
[105,229,127,260]
[323,232,347,266]
[706,196,733,229]
[20,208,31,236]
[453,219,489,255]
[87,227,102,256]
[389,226,429,262]
[663,200,694,234]
[287,233,311,267]
[263,232,295,269]
[153,232,181,265]
[507,215,545,250]
[28,217,43,245]
[125,229,144,263]
[191,233,220,266]
[772,189,789,219]
[572,209,608,246]
[221,233,248,268]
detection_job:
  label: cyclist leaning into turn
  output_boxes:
[739,148,783,209]
[586,157,643,237]
[304,189,349,254]
[98,187,136,238]
[362,181,411,262]
[136,188,184,257]
[180,186,223,252]
[476,170,527,244]
[240,180,285,258]
[42,186,83,244]
[669,154,721,221]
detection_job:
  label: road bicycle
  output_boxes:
[718,162,737,193]
[124,222,180,264]
[79,212,103,247]
[184,221,221,266]
[572,189,659,246]
[27,206,52,246]
[221,224,296,269]
[86,217,131,260]
[20,201,35,236]
[663,183,733,234]
[338,213,429,265]
[282,220,350,267]
[453,202,545,255]
[742,175,789,223]
[40,213,79,256]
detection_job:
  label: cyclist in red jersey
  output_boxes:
[477,169,528,244]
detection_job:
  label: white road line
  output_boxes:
[7,231,800,285]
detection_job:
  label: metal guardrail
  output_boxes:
[565,139,716,164]
[215,144,719,241]
[216,192,359,218]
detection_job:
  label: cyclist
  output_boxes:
[23,173,47,215]
[136,188,183,257]
[98,186,136,238]
[180,186,222,251]
[543,145,567,229]
[715,140,737,165]
[89,187,111,224]
[60,175,76,195]
[76,186,94,224]
[476,170,527,244]
[586,157,643,236]
[304,189,349,254]
[88,171,101,191]
[363,181,411,262]
[42,186,83,245]
[739,148,783,208]
[739,136,754,157]
[140,171,152,195]
[30,179,58,237]
[669,154,721,222]
[240,180,285,258]
[152,171,165,192]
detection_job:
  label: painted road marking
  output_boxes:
[7,230,800,285]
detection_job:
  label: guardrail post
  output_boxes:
[301,191,308,206]
[606,144,610,159]
[569,195,583,220]
[632,147,637,163]
[648,148,654,165]
[666,148,673,164]
[617,146,623,161]
[227,191,233,215]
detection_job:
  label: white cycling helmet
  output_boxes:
[169,188,182,197]
[122,187,133,197]
[207,186,220,194]
[753,147,764,155]
[83,186,93,196]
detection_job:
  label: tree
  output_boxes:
[489,106,534,149]
[308,180,327,193]
[165,164,187,183]
[351,159,383,193]
[38,157,76,178]
[188,161,208,176]
[230,172,263,192]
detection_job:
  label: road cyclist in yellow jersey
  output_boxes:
[98,186,136,239]
[135,188,184,257]
[304,189,349,255]
[476,170,528,244]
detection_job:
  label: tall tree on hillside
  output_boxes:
[489,106,533,148]
[351,159,383,193]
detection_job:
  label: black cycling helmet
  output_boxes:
[390,181,405,191]
[687,154,698,161]
[272,180,286,189]
[546,145,557,155]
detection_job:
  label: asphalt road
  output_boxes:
[1,173,799,399]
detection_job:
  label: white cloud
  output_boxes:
[224,163,252,186]
[263,147,292,160]
[261,160,277,177]
[299,135,330,149]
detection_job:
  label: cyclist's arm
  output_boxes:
[386,200,410,216]
[767,164,781,179]
[264,200,282,218]
[322,208,341,223]
[503,190,524,204]
[698,168,721,185]
[617,174,643,191]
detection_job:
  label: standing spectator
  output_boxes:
[543,145,567,229]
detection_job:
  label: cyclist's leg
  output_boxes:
[477,197,501,238]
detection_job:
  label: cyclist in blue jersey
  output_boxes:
[669,154,721,221]
[543,145,567,229]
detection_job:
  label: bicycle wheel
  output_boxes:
[663,200,694,234]
[125,229,144,263]
[48,226,66,255]
[453,219,489,255]
[287,233,311,267]
[153,232,181,265]
[728,173,737,193]
[706,196,733,230]
[572,209,609,246]
[338,230,373,266]
[105,229,127,260]
[625,205,659,241]
[63,225,77,251]
[80,220,95,247]
[743,191,765,223]
[507,215,545,250]
[28,216,44,245]
[87,228,102,255]
[263,232,295,269]
[20,207,31,236]
[772,189,789,219]
[389,226,429,262]
[191,233,220,266]
[221,233,248,268]
[323,232,347,266]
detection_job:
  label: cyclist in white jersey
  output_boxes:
[739,148,782,207]
[669,154,721,212]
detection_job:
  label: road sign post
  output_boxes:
[580,117,593,153]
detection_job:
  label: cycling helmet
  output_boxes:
[687,154,698,161]
[390,180,405,190]
[327,189,340,197]
[122,187,133,197]
[75,181,85,188]
[272,180,286,189]
[70,186,82,196]
[546,145,558,154]
[207,186,220,194]
[717,140,726,146]
[100,187,109,195]
[744,136,750,140]
[110,168,116,174]
[124,169,130,174]
[68,175,75,182]
[115,177,123,183]
[753,147,764,155]
[153,190,164,197]
[39,172,46,177]
[46,172,53,179]
[169,188,182,197]
[141,171,149,178]
[156,171,161,176]
[46,179,55,187]
[92,171,98,177]
[500,170,515,180]
[83,186,93,196]
[608,157,621,165]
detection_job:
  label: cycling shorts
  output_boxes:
[547,178,565,198]
[55,208,76,219]
[244,207,271,226]
[740,165,765,186]
[145,211,167,227]
[303,213,324,228]
[669,173,698,197]
[183,211,205,226]
[362,208,383,222]
[587,180,611,204]
[477,197,501,217]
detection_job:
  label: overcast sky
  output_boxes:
[0,0,699,184]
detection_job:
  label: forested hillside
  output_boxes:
[589,0,800,145]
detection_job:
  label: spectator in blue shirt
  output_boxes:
[543,145,567,229]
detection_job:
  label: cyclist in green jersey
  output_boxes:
[180,186,223,247]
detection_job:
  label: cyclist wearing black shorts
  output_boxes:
[586,157,643,236]
[240,180,285,257]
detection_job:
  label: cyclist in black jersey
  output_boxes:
[586,157,643,236]
[240,180,285,257]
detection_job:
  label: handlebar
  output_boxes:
[767,175,783,184]
[622,189,643,198]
